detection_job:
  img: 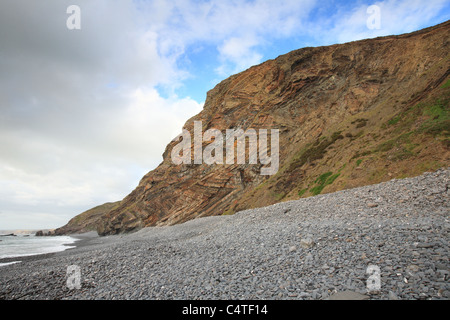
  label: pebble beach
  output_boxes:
[0,169,448,300]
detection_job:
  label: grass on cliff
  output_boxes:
[288,131,344,171]
[222,208,235,216]
[419,100,450,137]
[442,78,450,89]
[309,172,341,196]
[382,97,449,149]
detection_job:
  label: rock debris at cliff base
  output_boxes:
[0,168,448,300]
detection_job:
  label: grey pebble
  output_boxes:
[0,168,449,300]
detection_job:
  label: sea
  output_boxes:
[0,232,78,267]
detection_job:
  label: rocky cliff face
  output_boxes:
[97,21,450,236]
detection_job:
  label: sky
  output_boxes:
[0,0,449,230]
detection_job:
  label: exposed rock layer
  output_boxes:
[95,21,450,235]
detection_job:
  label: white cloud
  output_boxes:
[143,0,318,76]
[308,0,450,45]
[105,87,203,166]
[0,86,202,224]
[215,35,264,76]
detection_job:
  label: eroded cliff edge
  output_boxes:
[96,21,450,235]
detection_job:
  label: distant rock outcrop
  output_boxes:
[35,230,53,237]
[96,20,450,236]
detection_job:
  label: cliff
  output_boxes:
[95,21,450,235]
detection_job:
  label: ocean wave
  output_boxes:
[0,236,78,259]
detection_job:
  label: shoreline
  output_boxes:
[0,231,100,265]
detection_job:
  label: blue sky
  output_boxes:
[154,0,450,102]
[0,0,449,229]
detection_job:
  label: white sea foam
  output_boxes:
[0,234,78,259]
